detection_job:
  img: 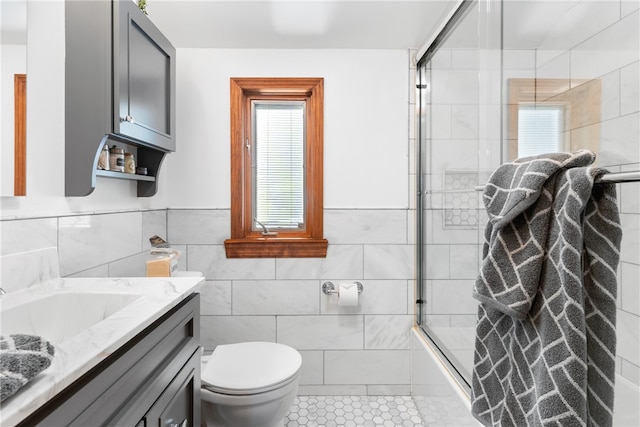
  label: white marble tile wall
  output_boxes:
[0,210,169,280]
[0,247,60,293]
[616,164,640,385]
[582,5,640,387]
[324,350,411,385]
[58,213,143,276]
[278,315,365,350]
[169,208,415,395]
[0,217,57,256]
[232,280,319,315]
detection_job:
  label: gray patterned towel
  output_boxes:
[0,334,55,402]
[471,150,622,426]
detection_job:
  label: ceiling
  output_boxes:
[147,0,459,49]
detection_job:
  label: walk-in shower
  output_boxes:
[414,0,640,425]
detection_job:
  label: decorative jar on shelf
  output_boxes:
[109,145,124,172]
[124,153,136,174]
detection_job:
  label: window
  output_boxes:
[517,104,565,157]
[224,78,327,258]
[253,101,305,230]
[507,78,601,160]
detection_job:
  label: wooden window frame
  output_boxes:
[224,77,328,258]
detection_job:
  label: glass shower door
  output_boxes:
[416,0,502,386]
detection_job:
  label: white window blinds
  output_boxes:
[517,105,565,157]
[252,102,305,230]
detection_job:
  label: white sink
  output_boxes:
[0,276,203,427]
[1,292,141,345]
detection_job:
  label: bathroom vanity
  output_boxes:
[0,276,203,427]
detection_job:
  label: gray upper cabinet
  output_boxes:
[114,0,175,152]
[65,0,176,197]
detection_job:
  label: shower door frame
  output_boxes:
[415,0,481,394]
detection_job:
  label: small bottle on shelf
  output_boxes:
[98,143,110,170]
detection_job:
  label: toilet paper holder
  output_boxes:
[322,281,363,295]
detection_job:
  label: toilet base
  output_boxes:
[201,395,287,427]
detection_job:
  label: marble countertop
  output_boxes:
[0,276,203,426]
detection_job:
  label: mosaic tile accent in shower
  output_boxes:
[285,395,425,427]
[443,171,480,229]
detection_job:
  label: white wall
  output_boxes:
[168,48,409,209]
[1,5,409,218]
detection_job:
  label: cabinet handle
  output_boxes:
[122,115,135,123]
[169,419,187,427]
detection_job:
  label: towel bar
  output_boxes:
[473,170,640,191]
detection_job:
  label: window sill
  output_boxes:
[224,238,328,258]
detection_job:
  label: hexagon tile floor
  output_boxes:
[284,395,425,427]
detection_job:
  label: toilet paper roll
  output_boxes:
[338,283,359,307]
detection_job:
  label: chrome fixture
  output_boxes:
[255,219,278,236]
[322,281,363,295]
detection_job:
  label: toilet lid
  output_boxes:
[202,342,302,394]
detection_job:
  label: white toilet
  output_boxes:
[200,341,302,427]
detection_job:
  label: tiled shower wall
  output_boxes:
[418,0,639,388]
[501,2,640,386]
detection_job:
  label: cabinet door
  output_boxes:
[114,0,176,152]
[144,351,201,427]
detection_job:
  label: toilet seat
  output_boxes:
[202,342,302,395]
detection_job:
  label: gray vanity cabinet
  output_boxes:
[65,0,176,197]
[142,351,199,427]
[17,293,201,427]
